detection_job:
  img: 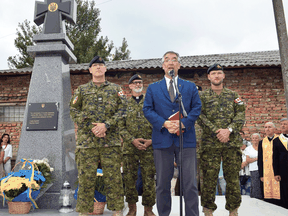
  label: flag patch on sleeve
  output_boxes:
[118,91,124,96]
[73,96,78,104]
[234,97,243,105]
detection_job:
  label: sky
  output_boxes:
[0,0,288,70]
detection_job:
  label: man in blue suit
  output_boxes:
[143,51,202,216]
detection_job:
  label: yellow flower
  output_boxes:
[0,177,40,192]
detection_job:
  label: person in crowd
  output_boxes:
[0,133,12,176]
[198,63,245,216]
[0,143,5,178]
[239,142,251,196]
[245,133,263,199]
[272,118,288,209]
[121,74,156,216]
[171,161,179,196]
[70,56,126,216]
[239,130,251,147]
[215,160,226,195]
[136,164,143,196]
[143,51,202,216]
[258,122,281,205]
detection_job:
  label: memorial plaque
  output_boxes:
[26,102,59,131]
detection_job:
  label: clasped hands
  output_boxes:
[216,128,230,143]
[164,120,184,134]
[132,138,152,150]
[91,123,107,138]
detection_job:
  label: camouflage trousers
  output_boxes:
[200,147,242,211]
[197,157,204,195]
[75,147,124,213]
[123,146,156,207]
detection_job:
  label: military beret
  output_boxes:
[89,56,105,67]
[207,63,223,74]
[196,85,202,91]
[128,74,142,84]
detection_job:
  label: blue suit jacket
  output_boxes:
[143,77,202,149]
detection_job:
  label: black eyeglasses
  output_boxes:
[132,81,143,85]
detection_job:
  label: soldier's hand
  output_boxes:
[143,139,152,149]
[274,175,281,181]
[132,138,146,150]
[216,129,230,143]
[96,133,106,138]
[260,177,264,182]
[92,123,107,137]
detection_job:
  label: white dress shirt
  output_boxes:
[164,75,178,97]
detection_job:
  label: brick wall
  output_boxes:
[0,67,286,157]
[0,74,30,158]
[0,74,30,103]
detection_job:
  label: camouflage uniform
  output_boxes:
[195,122,203,194]
[70,80,126,213]
[120,95,156,207]
[198,88,245,212]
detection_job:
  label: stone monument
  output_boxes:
[15,0,78,209]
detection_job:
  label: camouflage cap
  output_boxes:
[89,56,105,67]
[207,63,223,74]
[128,74,142,84]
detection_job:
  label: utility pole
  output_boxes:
[272,0,288,116]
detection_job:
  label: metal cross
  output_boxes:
[34,0,77,34]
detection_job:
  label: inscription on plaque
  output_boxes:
[26,102,59,131]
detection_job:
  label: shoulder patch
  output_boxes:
[234,97,243,105]
[118,91,124,96]
[73,96,78,104]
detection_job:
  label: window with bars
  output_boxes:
[0,106,25,122]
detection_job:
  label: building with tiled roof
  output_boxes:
[0,50,281,74]
[0,50,286,158]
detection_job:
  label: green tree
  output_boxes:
[113,38,131,61]
[7,20,42,69]
[8,0,131,69]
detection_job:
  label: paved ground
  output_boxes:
[0,196,287,215]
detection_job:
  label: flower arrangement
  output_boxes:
[32,158,54,189]
[74,168,106,202]
[94,168,105,196]
[1,176,41,202]
[0,158,54,209]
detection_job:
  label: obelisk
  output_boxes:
[16,0,78,209]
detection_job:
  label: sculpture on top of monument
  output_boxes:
[34,0,77,34]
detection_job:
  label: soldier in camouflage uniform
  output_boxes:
[70,56,126,216]
[195,85,203,195]
[120,74,156,216]
[198,64,245,216]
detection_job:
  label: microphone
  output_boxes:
[169,70,175,78]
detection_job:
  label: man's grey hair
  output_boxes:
[265,121,276,128]
[162,51,181,63]
[280,118,288,122]
[251,133,261,139]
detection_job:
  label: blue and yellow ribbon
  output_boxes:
[0,159,42,208]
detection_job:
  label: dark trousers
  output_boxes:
[153,144,199,216]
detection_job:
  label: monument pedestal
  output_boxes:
[15,33,77,209]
